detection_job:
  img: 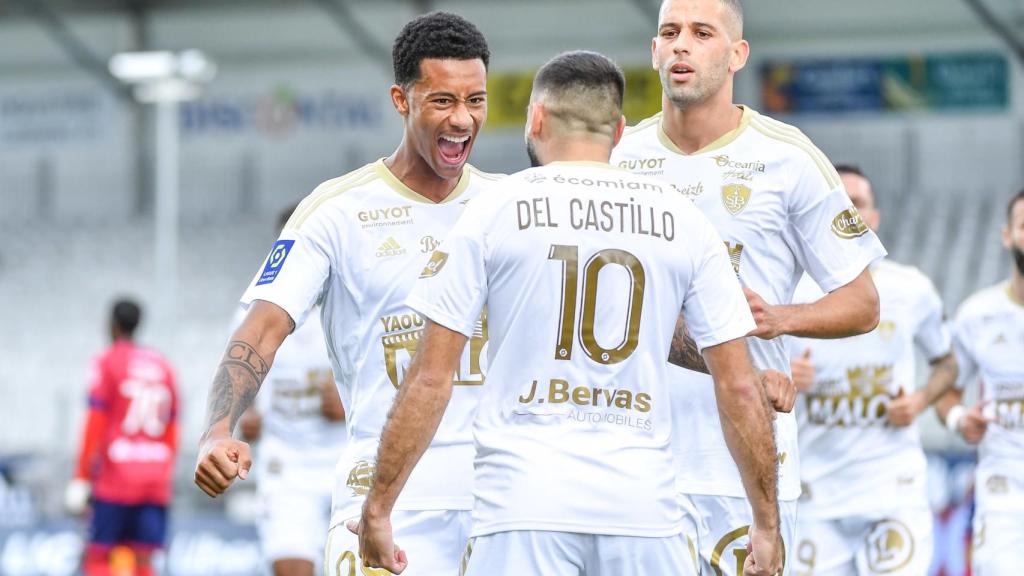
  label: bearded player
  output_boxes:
[193,12,501,575]
[612,1,887,574]
[935,189,1024,576]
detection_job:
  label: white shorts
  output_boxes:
[793,507,933,576]
[460,530,698,576]
[972,510,1024,576]
[256,451,334,567]
[686,494,798,576]
[325,510,471,576]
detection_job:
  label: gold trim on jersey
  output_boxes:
[286,164,378,229]
[749,115,842,189]
[655,105,753,156]
[1005,282,1024,308]
[373,158,473,205]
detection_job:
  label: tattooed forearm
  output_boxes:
[667,313,709,374]
[201,340,270,440]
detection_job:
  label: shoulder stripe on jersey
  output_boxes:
[750,117,841,189]
[287,166,379,229]
[623,113,662,137]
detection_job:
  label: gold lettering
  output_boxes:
[549,379,570,403]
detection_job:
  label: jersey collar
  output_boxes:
[373,159,472,204]
[657,105,753,156]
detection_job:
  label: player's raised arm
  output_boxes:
[349,320,468,573]
[702,339,782,576]
[194,300,293,497]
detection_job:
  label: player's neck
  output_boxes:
[385,145,461,203]
[543,141,611,165]
[661,92,742,155]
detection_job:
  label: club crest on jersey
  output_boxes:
[419,250,449,278]
[256,239,295,286]
[831,208,869,239]
[865,519,914,573]
[721,184,751,215]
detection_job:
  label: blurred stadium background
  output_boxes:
[1,0,1021,574]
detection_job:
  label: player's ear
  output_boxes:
[730,39,750,73]
[391,84,410,117]
[1002,225,1012,249]
[526,102,545,140]
[651,37,659,71]
[612,115,626,148]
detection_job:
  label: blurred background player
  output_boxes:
[66,299,178,576]
[935,189,1024,576]
[787,165,959,575]
[234,204,347,576]
[611,0,886,573]
[193,11,500,576]
[354,50,781,576]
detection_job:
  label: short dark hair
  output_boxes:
[1008,188,1024,223]
[534,50,625,110]
[112,299,142,336]
[834,164,866,179]
[392,12,490,88]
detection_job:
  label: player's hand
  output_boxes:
[760,369,795,413]
[64,478,91,516]
[886,388,926,427]
[347,513,408,574]
[959,400,994,444]
[744,288,785,340]
[194,434,252,497]
[790,348,815,392]
[744,521,783,576]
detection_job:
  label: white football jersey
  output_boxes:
[953,282,1024,512]
[241,159,502,528]
[407,161,756,538]
[612,106,887,501]
[790,260,950,518]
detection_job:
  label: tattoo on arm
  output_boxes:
[667,314,709,374]
[202,341,270,440]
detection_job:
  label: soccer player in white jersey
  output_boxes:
[610,1,887,574]
[935,189,1024,576]
[786,166,958,576]
[193,12,502,576]
[351,50,782,576]
[231,206,348,576]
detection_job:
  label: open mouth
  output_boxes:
[438,134,471,166]
[669,62,695,81]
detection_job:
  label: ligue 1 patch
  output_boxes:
[256,239,295,286]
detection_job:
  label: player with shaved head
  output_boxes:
[613,0,887,574]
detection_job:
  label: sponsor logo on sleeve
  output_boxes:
[255,239,295,286]
[419,250,449,278]
[831,208,869,239]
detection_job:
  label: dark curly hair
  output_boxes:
[392,12,490,88]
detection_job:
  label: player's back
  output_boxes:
[89,341,177,504]
[411,161,753,537]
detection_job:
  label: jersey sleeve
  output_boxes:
[240,207,334,329]
[951,308,979,391]
[86,355,112,411]
[912,274,952,361]
[682,212,758,351]
[784,158,887,293]
[406,199,491,339]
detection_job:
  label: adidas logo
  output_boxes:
[376,236,406,258]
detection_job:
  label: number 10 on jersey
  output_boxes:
[548,245,646,365]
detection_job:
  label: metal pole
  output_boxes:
[154,98,179,330]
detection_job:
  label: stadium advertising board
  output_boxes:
[761,53,1008,114]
